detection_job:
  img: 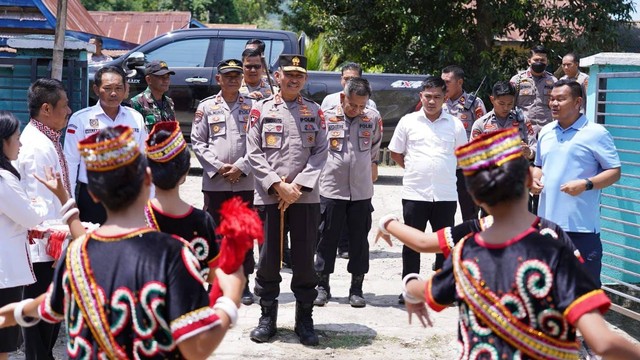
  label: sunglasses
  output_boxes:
[245,64,262,70]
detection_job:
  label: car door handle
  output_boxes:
[185,77,209,83]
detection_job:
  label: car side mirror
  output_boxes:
[124,52,145,69]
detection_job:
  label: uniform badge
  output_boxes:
[329,117,340,123]
[194,110,204,125]
[362,116,370,122]
[243,123,248,132]
[275,125,283,132]
[546,79,553,85]
[304,123,315,131]
[331,130,341,137]
[463,122,469,129]
[459,97,465,104]
[362,130,370,137]
[331,139,339,148]
[266,134,278,146]
[241,104,251,110]
[471,129,482,139]
[89,118,99,128]
[250,109,261,128]
[523,90,530,95]
[307,134,315,143]
[300,105,312,117]
[212,105,221,110]
[212,125,220,133]
[378,118,383,132]
[475,108,484,119]
[460,114,468,120]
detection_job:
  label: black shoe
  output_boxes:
[250,300,278,343]
[241,284,254,306]
[338,251,349,259]
[313,273,331,306]
[398,293,405,305]
[295,302,319,346]
[349,274,366,308]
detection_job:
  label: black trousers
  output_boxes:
[401,200,457,275]
[254,203,320,303]
[203,190,255,276]
[22,262,60,360]
[0,286,23,352]
[76,182,107,225]
[456,169,478,221]
[315,197,372,276]
[337,220,350,254]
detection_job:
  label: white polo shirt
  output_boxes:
[388,109,467,202]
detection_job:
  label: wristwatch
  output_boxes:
[584,178,594,191]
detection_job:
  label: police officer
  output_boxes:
[64,66,147,224]
[510,44,558,138]
[240,48,276,100]
[131,60,177,132]
[314,77,382,308]
[510,45,557,214]
[441,65,486,226]
[246,54,328,346]
[560,52,589,113]
[190,59,256,305]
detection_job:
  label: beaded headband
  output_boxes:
[455,127,523,176]
[78,125,140,172]
[146,121,187,163]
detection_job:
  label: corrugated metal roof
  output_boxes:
[41,0,104,35]
[89,11,192,45]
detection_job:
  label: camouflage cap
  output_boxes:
[279,54,307,73]
[145,60,175,76]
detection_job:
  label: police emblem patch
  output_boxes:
[266,134,277,146]
[212,125,220,133]
[89,118,99,128]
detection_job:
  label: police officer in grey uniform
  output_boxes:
[191,59,255,304]
[246,54,328,346]
[240,48,276,100]
[510,45,557,214]
[314,77,382,308]
[561,52,589,113]
[510,45,558,138]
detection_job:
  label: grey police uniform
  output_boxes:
[470,108,537,154]
[510,70,558,137]
[315,105,382,277]
[443,92,487,139]
[239,78,276,99]
[246,93,329,303]
[444,92,486,222]
[191,91,256,277]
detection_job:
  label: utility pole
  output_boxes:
[51,0,68,80]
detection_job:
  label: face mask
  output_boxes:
[531,62,546,74]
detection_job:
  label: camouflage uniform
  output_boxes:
[131,87,176,132]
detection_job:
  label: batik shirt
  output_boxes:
[38,229,219,359]
[145,201,220,280]
[426,226,610,359]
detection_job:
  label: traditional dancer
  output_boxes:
[399,128,640,359]
[145,121,220,283]
[0,125,244,359]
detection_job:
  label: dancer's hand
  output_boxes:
[405,302,433,328]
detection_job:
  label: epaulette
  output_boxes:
[72,106,94,116]
[198,94,217,105]
[301,96,319,106]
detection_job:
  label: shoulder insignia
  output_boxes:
[194,110,204,125]
[318,109,326,129]
[249,109,261,128]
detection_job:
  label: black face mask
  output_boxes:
[531,62,546,74]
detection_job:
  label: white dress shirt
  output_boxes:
[64,103,147,196]
[388,109,467,202]
[0,169,48,288]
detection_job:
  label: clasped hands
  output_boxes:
[218,164,243,184]
[273,180,301,211]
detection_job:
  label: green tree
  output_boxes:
[282,0,634,99]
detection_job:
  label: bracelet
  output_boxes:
[402,290,424,304]
[61,208,80,224]
[402,273,425,304]
[14,299,40,327]
[59,198,76,216]
[213,296,238,327]
[378,214,400,235]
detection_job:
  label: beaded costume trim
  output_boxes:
[145,121,187,163]
[79,126,140,172]
[67,234,128,359]
[452,237,579,360]
[456,127,523,176]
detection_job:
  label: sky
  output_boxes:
[634,0,640,20]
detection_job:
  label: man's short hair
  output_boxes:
[492,81,516,97]
[442,65,464,80]
[28,78,66,118]
[553,79,583,98]
[530,44,548,58]
[90,36,103,46]
[94,66,126,87]
[242,48,262,61]
[341,62,363,77]
[420,76,447,93]
[344,77,371,98]
[245,39,265,54]
[564,52,580,64]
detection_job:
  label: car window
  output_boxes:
[222,39,286,68]
[146,39,210,67]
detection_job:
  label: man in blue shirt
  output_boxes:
[532,79,621,287]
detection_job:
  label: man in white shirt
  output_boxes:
[388,76,467,303]
[321,62,377,112]
[15,78,71,360]
[64,66,147,224]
